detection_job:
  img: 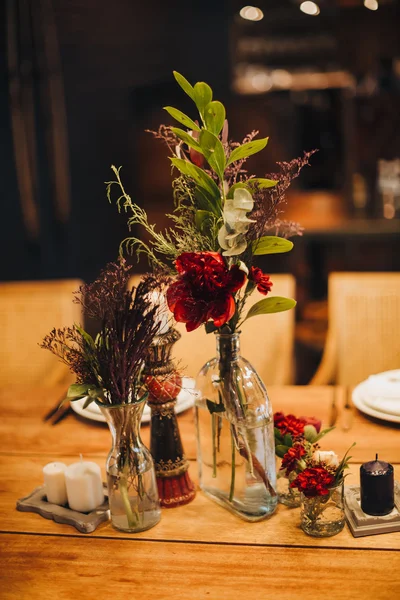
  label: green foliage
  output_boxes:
[171,127,202,153]
[173,71,195,100]
[227,137,269,165]
[204,101,226,135]
[198,130,226,180]
[275,444,290,458]
[243,296,297,322]
[252,236,294,256]
[170,158,221,207]
[193,82,213,118]
[163,106,200,131]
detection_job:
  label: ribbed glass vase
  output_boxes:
[195,333,278,521]
[99,397,161,533]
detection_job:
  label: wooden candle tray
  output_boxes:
[16,484,110,533]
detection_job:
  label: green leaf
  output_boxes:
[204,101,226,135]
[75,325,96,349]
[274,427,283,442]
[170,158,221,207]
[206,399,225,414]
[304,424,318,443]
[244,297,297,322]
[275,444,289,459]
[193,82,213,117]
[195,210,213,233]
[199,130,226,181]
[205,321,218,334]
[170,127,203,153]
[67,383,92,398]
[312,426,336,443]
[227,137,269,165]
[283,433,293,448]
[173,71,195,101]
[163,106,200,132]
[252,236,294,256]
[247,178,278,189]
[226,182,248,199]
[194,187,220,215]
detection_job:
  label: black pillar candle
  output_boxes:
[360,454,395,516]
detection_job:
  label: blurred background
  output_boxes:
[1,0,400,380]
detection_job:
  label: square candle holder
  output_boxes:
[344,482,400,537]
[16,484,110,533]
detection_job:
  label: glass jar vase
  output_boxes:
[195,333,277,521]
[276,463,301,508]
[300,481,345,537]
[99,397,161,533]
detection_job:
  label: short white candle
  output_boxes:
[65,461,104,513]
[43,462,68,506]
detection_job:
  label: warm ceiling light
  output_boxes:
[364,0,378,10]
[239,6,264,21]
[299,1,320,16]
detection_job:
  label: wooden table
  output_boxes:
[1,385,399,599]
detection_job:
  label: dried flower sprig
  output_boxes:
[41,260,172,406]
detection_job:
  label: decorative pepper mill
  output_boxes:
[144,328,196,508]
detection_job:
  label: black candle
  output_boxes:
[360,454,394,516]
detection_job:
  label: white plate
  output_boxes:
[352,379,400,424]
[71,377,198,424]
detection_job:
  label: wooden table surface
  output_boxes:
[1,385,399,599]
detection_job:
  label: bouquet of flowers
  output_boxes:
[107,72,315,515]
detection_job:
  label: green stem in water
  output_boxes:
[229,426,236,502]
[119,457,138,529]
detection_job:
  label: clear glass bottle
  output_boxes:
[195,333,278,521]
[99,397,161,533]
[276,459,301,508]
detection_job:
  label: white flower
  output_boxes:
[312,450,339,468]
[218,188,255,257]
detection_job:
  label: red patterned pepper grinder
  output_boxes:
[144,328,196,507]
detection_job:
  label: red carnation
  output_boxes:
[249,267,273,296]
[167,252,246,332]
[281,444,306,476]
[274,412,305,437]
[290,467,335,498]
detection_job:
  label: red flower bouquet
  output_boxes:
[290,467,335,498]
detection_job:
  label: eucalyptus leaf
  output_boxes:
[275,444,289,459]
[204,101,226,135]
[173,71,195,101]
[227,137,269,165]
[206,399,225,414]
[243,297,297,322]
[252,236,294,256]
[199,130,226,181]
[170,158,221,206]
[193,82,213,117]
[170,127,203,153]
[226,182,248,199]
[163,106,200,132]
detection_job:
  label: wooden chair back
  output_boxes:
[311,272,400,385]
[0,280,83,387]
[129,274,296,385]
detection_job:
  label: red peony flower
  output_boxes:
[281,443,306,476]
[274,412,306,437]
[167,252,246,332]
[249,266,273,296]
[290,467,335,498]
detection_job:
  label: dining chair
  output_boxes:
[310,272,400,386]
[129,274,296,385]
[0,279,83,387]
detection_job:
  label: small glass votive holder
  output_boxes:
[300,481,345,538]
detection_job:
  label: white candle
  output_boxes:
[43,462,68,506]
[65,461,104,513]
[150,291,170,335]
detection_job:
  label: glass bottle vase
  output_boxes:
[276,460,301,508]
[99,397,161,533]
[195,333,278,521]
[300,482,345,537]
